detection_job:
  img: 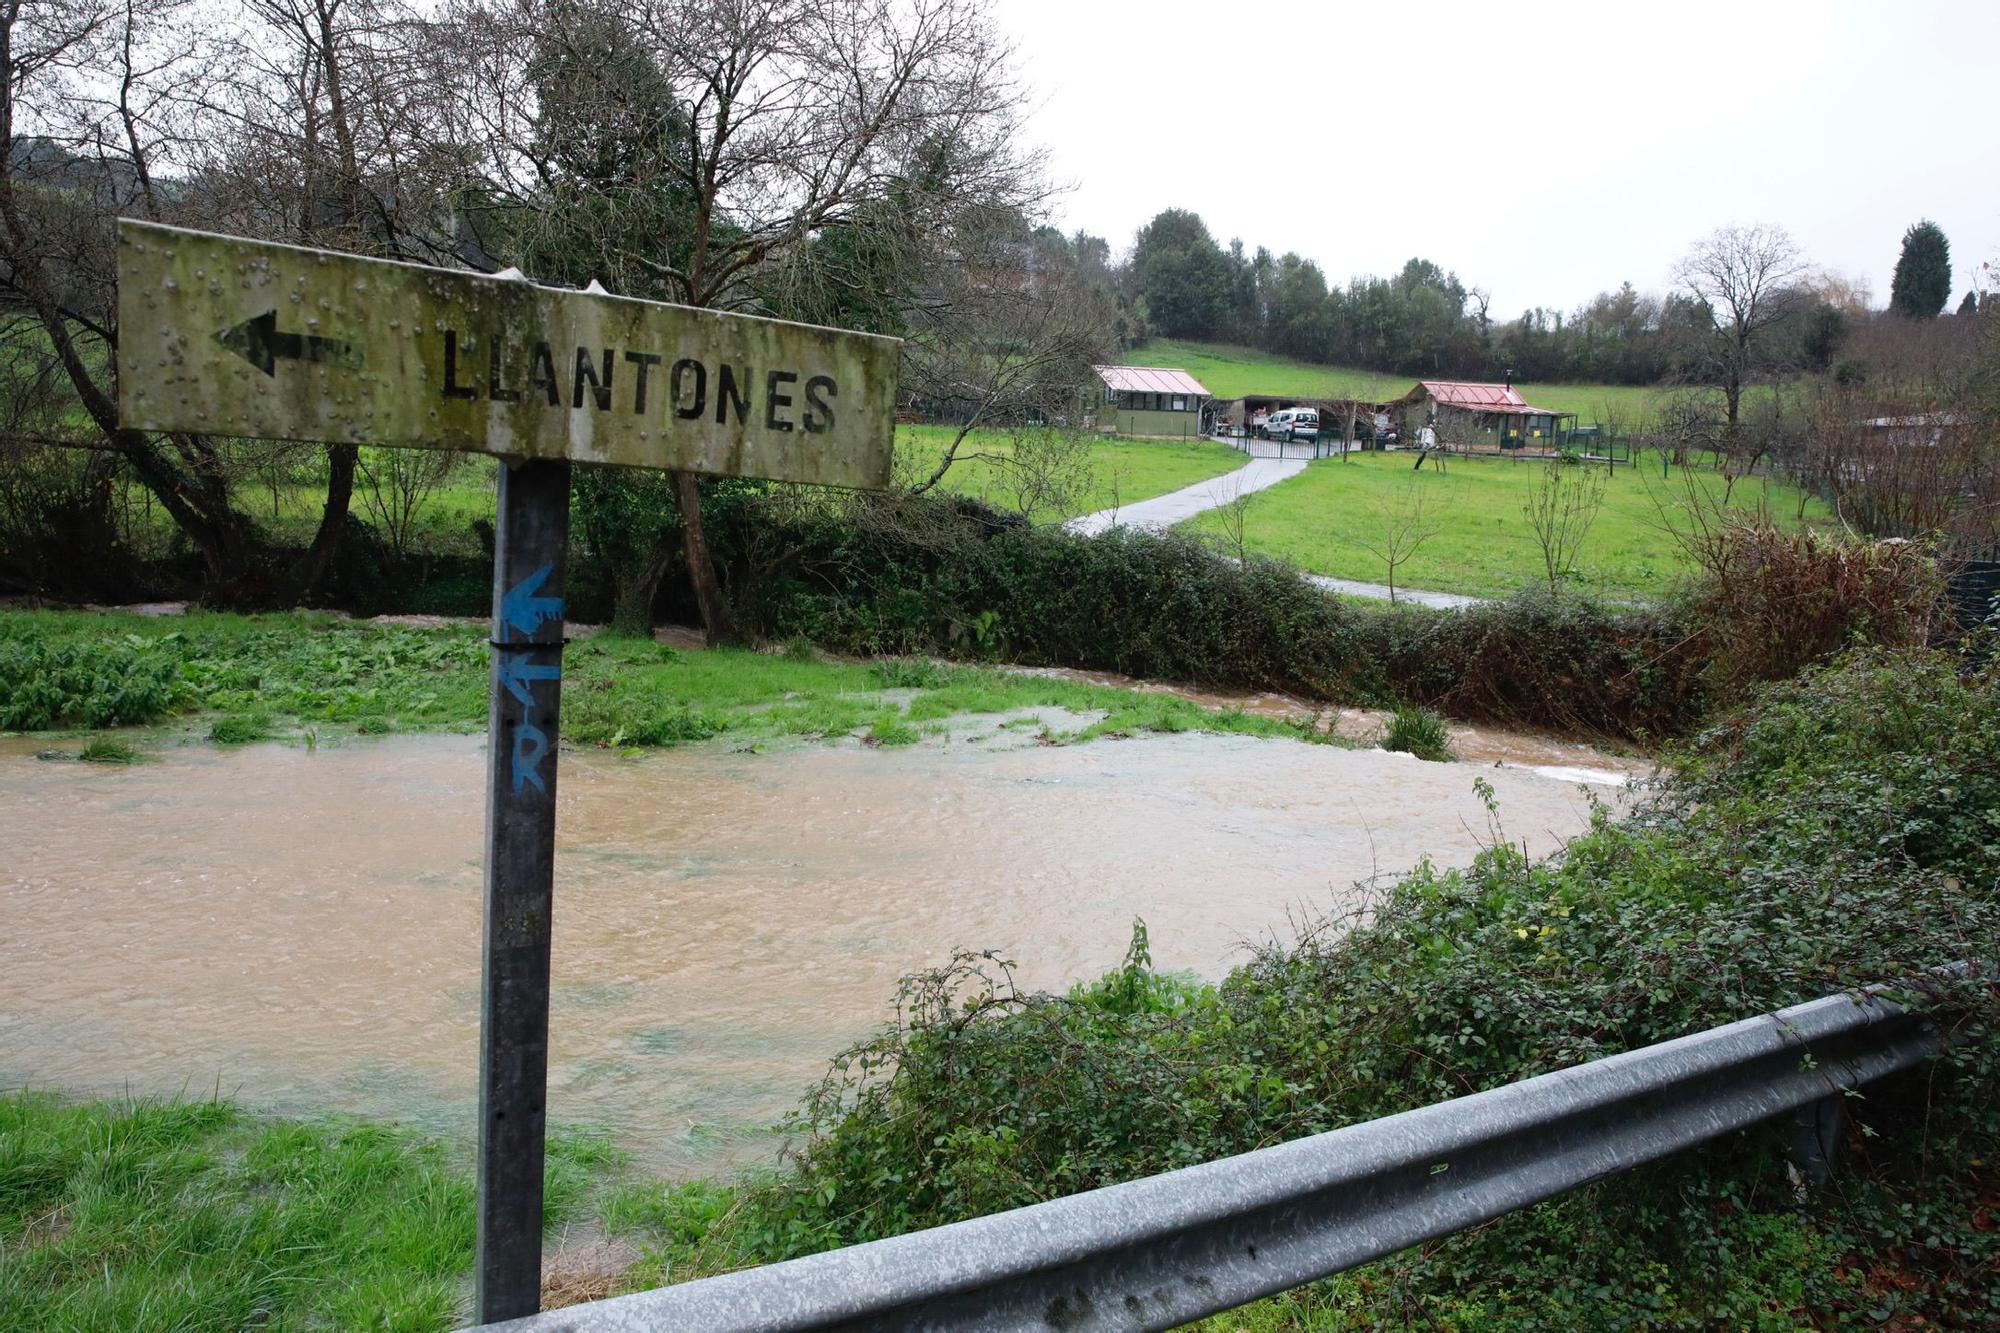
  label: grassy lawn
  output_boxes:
[112,428,1242,555]
[0,1091,629,1329]
[1125,339,1665,426]
[1183,450,1831,600]
[0,609,1329,751]
[893,424,1243,520]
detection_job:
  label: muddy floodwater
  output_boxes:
[1,728,1641,1173]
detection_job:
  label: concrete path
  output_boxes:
[1299,573,1485,611]
[1064,453,1306,537]
[1065,438,1487,611]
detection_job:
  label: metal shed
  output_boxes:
[1090,365,1210,438]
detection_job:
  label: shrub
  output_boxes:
[207,715,270,746]
[0,637,178,730]
[1381,705,1453,761]
[1680,518,1948,695]
[728,495,1710,742]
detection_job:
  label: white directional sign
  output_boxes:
[117,220,901,489]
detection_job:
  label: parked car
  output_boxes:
[1265,408,1319,442]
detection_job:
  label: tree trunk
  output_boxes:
[610,545,675,637]
[286,442,357,602]
[671,469,741,645]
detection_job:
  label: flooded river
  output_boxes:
[1,728,1640,1173]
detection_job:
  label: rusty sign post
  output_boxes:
[117,219,899,1322]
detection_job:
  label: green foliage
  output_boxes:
[1381,705,1453,761]
[78,737,141,764]
[635,650,1998,1324]
[208,715,271,745]
[1132,209,1235,340]
[0,635,176,730]
[1889,219,1952,319]
[746,499,1710,739]
[0,612,491,739]
[571,465,683,636]
[0,1093,622,1330]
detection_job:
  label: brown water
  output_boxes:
[1,729,1636,1173]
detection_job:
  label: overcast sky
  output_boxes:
[992,0,1999,315]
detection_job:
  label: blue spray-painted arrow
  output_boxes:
[512,721,549,794]
[499,652,562,707]
[500,564,564,639]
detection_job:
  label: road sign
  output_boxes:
[115,218,901,1323]
[116,219,900,489]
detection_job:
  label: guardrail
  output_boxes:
[476,969,1975,1333]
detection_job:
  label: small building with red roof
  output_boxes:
[1091,365,1210,438]
[1397,379,1572,450]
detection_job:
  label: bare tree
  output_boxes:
[441,0,1046,645]
[1350,478,1444,605]
[902,223,1115,495]
[1523,457,1607,592]
[356,445,460,564]
[1206,470,1253,564]
[0,0,459,603]
[982,425,1095,520]
[1672,223,1810,440]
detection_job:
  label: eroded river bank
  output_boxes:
[1,726,1642,1173]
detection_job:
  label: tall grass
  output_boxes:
[0,1092,620,1329]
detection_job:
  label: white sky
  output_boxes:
[993,0,2000,315]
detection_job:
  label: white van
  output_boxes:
[1264,408,1319,442]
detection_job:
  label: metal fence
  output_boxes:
[474,970,1970,1333]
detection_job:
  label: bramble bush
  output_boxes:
[616,647,1999,1326]
[0,636,177,729]
[724,496,1709,741]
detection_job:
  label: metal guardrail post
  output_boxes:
[472,967,1975,1333]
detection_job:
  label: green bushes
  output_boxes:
[1381,705,1453,761]
[628,648,1999,1324]
[0,613,491,736]
[0,637,177,729]
[728,497,1709,740]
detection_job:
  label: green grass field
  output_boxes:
[1124,340,1665,426]
[1184,450,1831,600]
[893,424,1242,520]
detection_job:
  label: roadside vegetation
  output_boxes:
[0,1092,622,1329]
[1182,449,1831,600]
[0,609,1329,753]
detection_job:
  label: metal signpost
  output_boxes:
[117,219,900,1322]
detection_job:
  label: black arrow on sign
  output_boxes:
[215,310,363,377]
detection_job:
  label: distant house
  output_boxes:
[1090,366,1210,438]
[1397,380,1570,449]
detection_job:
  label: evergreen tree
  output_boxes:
[1889,220,1951,318]
[1130,209,1233,340]
[1959,290,1980,316]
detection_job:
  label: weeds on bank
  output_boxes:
[0,609,1335,752]
[0,1092,621,1330]
[1381,705,1454,761]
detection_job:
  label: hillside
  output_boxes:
[1123,340,1664,425]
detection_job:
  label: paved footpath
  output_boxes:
[1063,450,1306,537]
[1064,439,1486,610]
